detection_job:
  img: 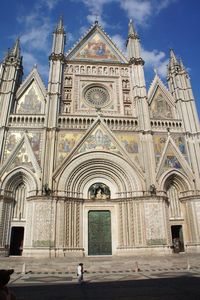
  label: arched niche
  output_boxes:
[88,182,111,200]
[56,152,144,198]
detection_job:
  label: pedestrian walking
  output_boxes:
[0,269,16,300]
[77,263,84,284]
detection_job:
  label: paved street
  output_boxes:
[8,267,200,300]
[1,254,200,299]
[11,271,200,300]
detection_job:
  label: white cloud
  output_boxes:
[23,52,38,71]
[154,0,177,13]
[119,0,152,25]
[41,0,61,10]
[86,14,107,27]
[23,52,49,78]
[112,32,168,77]
[141,47,168,77]
[16,1,58,79]
[112,34,126,53]
[72,0,178,28]
[71,0,115,27]
[21,20,51,52]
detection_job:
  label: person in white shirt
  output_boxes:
[77,263,84,284]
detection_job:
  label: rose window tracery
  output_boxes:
[84,86,110,108]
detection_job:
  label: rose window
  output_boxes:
[84,86,110,108]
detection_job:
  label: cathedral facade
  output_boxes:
[0,18,200,257]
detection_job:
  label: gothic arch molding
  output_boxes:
[158,169,193,192]
[56,152,144,198]
[1,167,39,197]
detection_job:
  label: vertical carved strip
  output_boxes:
[130,200,135,246]
[76,202,80,247]
[118,202,123,246]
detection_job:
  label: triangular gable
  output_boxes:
[156,136,192,179]
[148,74,176,119]
[66,23,128,63]
[54,116,144,179]
[15,67,46,114]
[0,133,41,176]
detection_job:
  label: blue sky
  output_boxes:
[0,0,200,116]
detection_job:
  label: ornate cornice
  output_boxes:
[49,53,65,61]
[130,57,144,65]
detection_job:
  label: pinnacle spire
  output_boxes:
[55,16,64,33]
[170,49,178,63]
[11,37,21,58]
[179,58,185,71]
[168,48,180,73]
[128,19,136,36]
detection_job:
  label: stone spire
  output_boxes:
[11,37,21,58]
[51,16,66,55]
[167,49,199,132]
[128,19,136,37]
[168,49,180,72]
[126,19,144,64]
[55,15,64,34]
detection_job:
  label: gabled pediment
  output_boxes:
[156,135,192,180]
[66,23,128,63]
[15,67,46,114]
[0,133,41,176]
[148,74,176,119]
[54,116,144,179]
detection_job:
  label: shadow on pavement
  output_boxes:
[11,275,200,300]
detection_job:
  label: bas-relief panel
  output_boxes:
[144,203,167,245]
[57,132,83,165]
[33,202,54,247]
[77,128,121,155]
[4,132,42,164]
[150,89,173,119]
[76,33,119,62]
[16,87,42,114]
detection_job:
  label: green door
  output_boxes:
[88,210,112,255]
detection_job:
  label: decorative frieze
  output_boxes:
[64,64,130,77]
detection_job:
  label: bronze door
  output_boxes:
[88,210,112,255]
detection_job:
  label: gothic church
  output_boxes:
[0,18,200,257]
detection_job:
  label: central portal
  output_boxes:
[88,210,112,255]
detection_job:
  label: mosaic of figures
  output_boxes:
[77,128,121,155]
[163,145,182,171]
[153,134,187,165]
[115,133,141,167]
[57,131,83,165]
[4,131,42,163]
[6,145,34,173]
[64,64,129,77]
[150,89,173,119]
[75,33,119,62]
[16,87,43,114]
